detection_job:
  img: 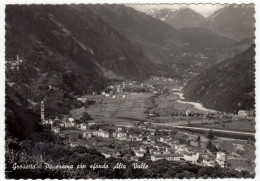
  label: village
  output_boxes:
[39,76,255,173]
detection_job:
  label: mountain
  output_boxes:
[183,45,255,112]
[88,4,180,75]
[200,4,255,40]
[88,4,236,77]
[147,8,206,29]
[6,5,153,82]
[145,5,255,41]
[6,5,156,138]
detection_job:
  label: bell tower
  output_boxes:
[41,101,44,121]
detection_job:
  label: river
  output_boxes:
[173,92,217,113]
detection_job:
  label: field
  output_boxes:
[72,92,153,127]
[214,137,255,172]
[193,119,255,132]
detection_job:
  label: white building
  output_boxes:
[93,129,110,138]
[185,109,191,116]
[238,110,249,117]
[216,152,228,168]
[134,150,144,157]
[65,121,75,128]
[51,126,60,134]
[151,154,182,162]
[79,123,88,130]
[82,131,92,138]
[183,152,200,163]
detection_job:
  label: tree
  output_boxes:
[206,129,214,140]
[206,140,218,152]
[197,135,201,148]
[187,139,190,146]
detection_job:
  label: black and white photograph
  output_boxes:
[4,2,257,179]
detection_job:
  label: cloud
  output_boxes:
[126,4,225,17]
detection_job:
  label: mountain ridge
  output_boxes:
[183,45,255,112]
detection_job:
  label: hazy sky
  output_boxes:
[126,4,225,17]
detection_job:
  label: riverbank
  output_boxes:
[173,92,217,113]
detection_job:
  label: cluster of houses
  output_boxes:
[41,83,231,169]
[56,118,227,168]
[43,116,102,135]
[44,110,228,168]
[129,131,225,167]
[6,54,23,70]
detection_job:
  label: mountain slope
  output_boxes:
[6,5,152,81]
[183,45,255,112]
[6,5,155,139]
[88,4,236,77]
[200,4,255,40]
[147,8,205,29]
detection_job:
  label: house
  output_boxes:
[51,126,60,134]
[165,147,174,154]
[238,110,249,117]
[112,152,121,158]
[68,117,75,122]
[138,125,147,130]
[149,149,155,154]
[167,154,183,161]
[151,154,165,161]
[159,136,171,143]
[65,121,75,128]
[183,152,200,163]
[79,123,88,130]
[59,133,66,138]
[151,154,182,162]
[113,132,127,138]
[131,156,139,161]
[70,142,79,148]
[101,152,112,159]
[185,109,191,116]
[216,152,228,168]
[140,146,147,153]
[134,150,144,157]
[42,119,54,126]
[117,127,123,132]
[88,122,102,126]
[93,129,110,138]
[82,131,92,138]
[202,158,215,167]
[59,122,65,127]
[117,136,128,141]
